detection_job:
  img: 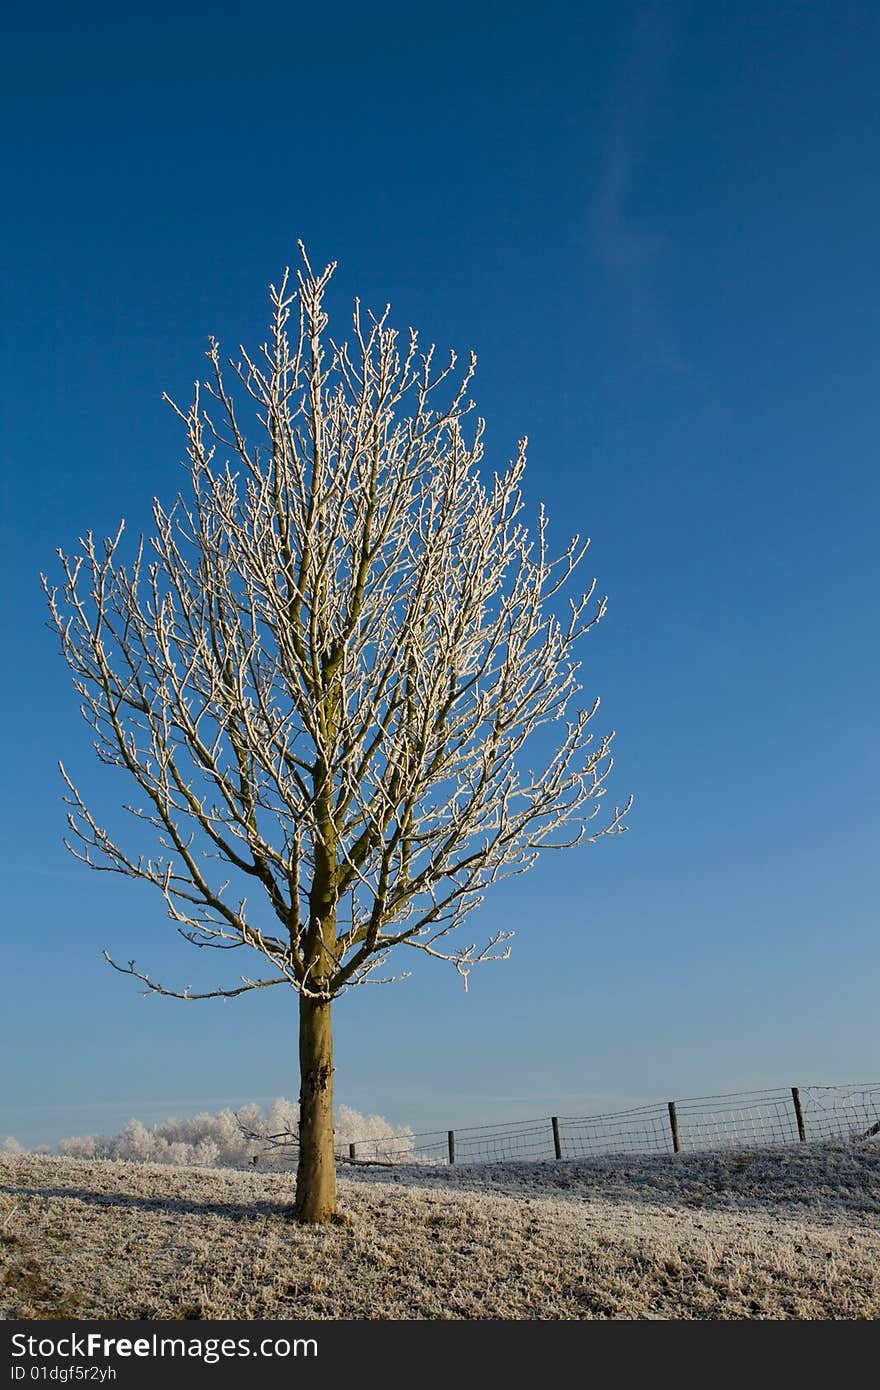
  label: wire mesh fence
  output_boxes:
[673,1089,803,1151]
[557,1103,674,1159]
[336,1081,880,1167]
[800,1083,880,1141]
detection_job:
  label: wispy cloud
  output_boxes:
[593,2,689,373]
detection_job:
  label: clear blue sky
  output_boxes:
[2,1,878,1149]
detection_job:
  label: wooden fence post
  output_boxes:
[448,1130,456,1165]
[668,1101,682,1154]
[349,1143,356,1162]
[551,1116,562,1160]
[791,1087,807,1142]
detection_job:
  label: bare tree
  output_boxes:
[43,246,630,1223]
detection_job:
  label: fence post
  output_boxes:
[448,1130,456,1165]
[551,1116,562,1160]
[791,1087,807,1142]
[667,1101,682,1154]
[349,1143,356,1162]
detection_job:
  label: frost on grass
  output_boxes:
[1,1141,878,1320]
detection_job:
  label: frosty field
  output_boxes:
[2,1141,878,1320]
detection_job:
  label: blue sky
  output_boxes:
[2,1,878,1149]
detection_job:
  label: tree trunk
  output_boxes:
[293,994,337,1223]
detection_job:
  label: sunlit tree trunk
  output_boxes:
[294,995,336,1223]
[293,748,339,1222]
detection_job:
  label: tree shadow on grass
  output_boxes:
[0,1183,297,1222]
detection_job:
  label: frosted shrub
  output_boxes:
[335,1105,415,1162]
[53,1100,411,1169]
[240,1098,414,1169]
[153,1111,255,1168]
[57,1135,104,1159]
[114,1120,156,1163]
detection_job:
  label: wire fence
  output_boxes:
[334,1081,880,1167]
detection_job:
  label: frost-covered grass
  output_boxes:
[1,1141,878,1320]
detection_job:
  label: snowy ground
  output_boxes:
[1,1140,878,1319]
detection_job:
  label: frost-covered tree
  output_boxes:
[43,246,630,1223]
[54,1099,409,1170]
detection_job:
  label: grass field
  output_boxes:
[2,1140,878,1319]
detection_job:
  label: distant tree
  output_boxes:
[55,1099,410,1170]
[43,246,630,1223]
